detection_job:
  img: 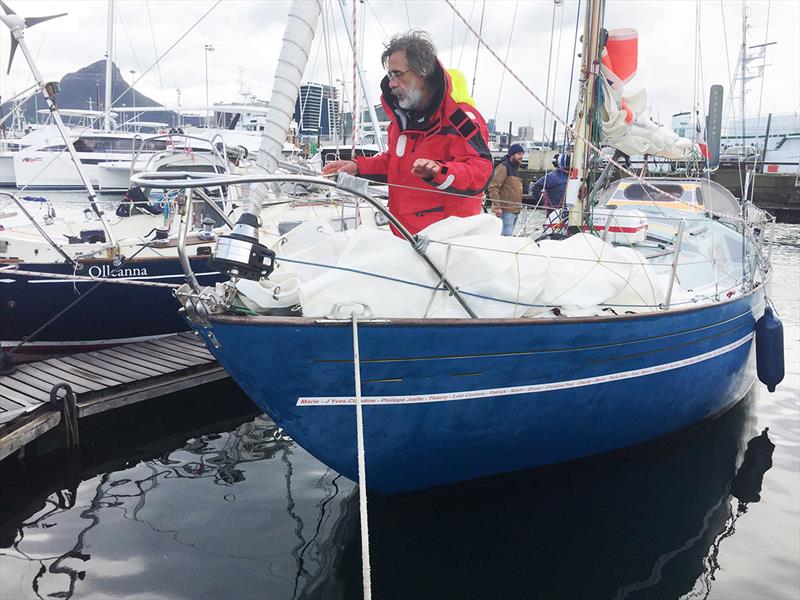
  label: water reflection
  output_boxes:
[729,428,774,511]
[0,385,782,600]
[331,392,772,600]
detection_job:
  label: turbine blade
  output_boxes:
[25,13,67,28]
[0,1,16,17]
[6,34,16,74]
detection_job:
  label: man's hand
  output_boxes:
[494,208,503,217]
[321,160,358,176]
[411,158,441,180]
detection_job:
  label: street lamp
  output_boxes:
[204,44,215,128]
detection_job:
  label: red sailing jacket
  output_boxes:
[354,63,493,235]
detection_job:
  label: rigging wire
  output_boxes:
[753,0,772,174]
[445,0,714,216]
[541,0,559,148]
[691,0,701,148]
[108,1,222,112]
[718,0,741,147]
[364,1,389,39]
[351,0,359,158]
[12,1,221,191]
[145,0,166,99]
[694,0,720,299]
[321,3,339,146]
[321,7,334,96]
[456,0,478,68]
[470,0,486,97]
[117,8,144,104]
[550,0,567,147]
[561,0,582,152]
[491,1,519,124]
[450,2,456,65]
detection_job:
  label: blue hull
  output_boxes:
[194,289,764,494]
[1,257,224,354]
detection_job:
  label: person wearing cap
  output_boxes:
[321,31,493,236]
[528,152,571,214]
[488,143,525,236]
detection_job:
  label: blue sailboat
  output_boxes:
[158,0,777,494]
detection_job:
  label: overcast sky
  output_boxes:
[1,0,798,136]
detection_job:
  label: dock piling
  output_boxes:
[50,383,80,454]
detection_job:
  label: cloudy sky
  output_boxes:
[1,0,798,137]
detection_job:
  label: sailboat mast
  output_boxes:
[336,0,386,152]
[9,21,116,248]
[103,0,114,132]
[566,0,605,229]
[740,2,747,150]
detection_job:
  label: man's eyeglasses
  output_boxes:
[386,69,411,81]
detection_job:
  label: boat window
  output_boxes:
[155,164,218,173]
[138,139,169,152]
[695,188,704,206]
[41,144,68,152]
[622,183,687,202]
[73,138,96,152]
[92,138,113,152]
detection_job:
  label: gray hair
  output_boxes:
[381,30,438,80]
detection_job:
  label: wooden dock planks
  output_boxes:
[0,332,227,462]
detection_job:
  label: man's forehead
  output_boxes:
[387,50,409,69]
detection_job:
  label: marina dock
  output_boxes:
[0,332,226,462]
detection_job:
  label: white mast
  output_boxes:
[0,4,116,248]
[739,2,747,149]
[103,0,114,132]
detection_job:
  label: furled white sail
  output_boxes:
[598,29,701,160]
[248,0,321,214]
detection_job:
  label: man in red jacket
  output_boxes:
[321,31,494,236]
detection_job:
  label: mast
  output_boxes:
[739,2,746,151]
[336,0,385,152]
[104,0,114,132]
[565,0,605,229]
[0,5,116,248]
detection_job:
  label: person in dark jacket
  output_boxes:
[321,31,493,236]
[529,152,571,214]
[488,143,525,235]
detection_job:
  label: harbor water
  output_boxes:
[0,223,798,600]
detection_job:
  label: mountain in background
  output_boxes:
[0,60,197,128]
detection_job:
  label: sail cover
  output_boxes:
[233,214,668,319]
[599,28,701,160]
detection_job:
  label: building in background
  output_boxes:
[517,125,535,141]
[294,83,341,140]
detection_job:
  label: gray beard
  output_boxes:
[395,84,424,110]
